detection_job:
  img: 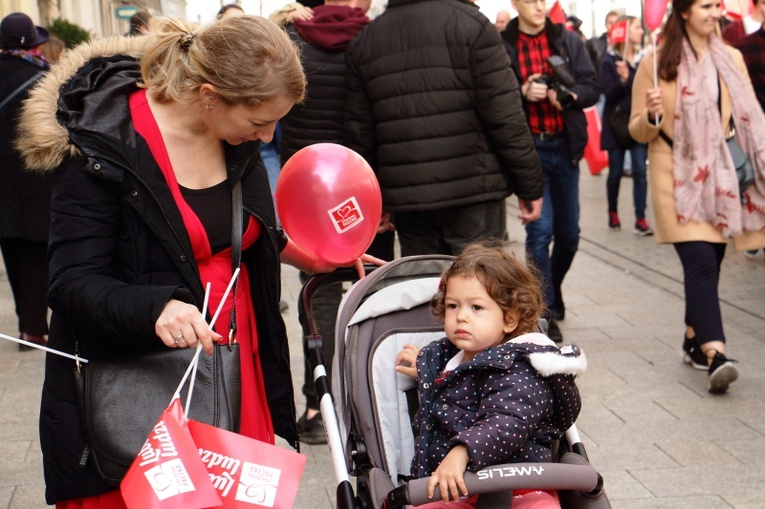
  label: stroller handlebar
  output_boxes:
[391,461,600,507]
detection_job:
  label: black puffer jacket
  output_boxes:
[502,18,601,164]
[279,5,369,163]
[16,37,295,504]
[345,0,542,213]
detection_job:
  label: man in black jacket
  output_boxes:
[345,0,543,258]
[280,0,394,445]
[502,0,600,342]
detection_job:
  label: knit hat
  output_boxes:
[0,12,50,49]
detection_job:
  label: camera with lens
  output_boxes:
[532,55,577,109]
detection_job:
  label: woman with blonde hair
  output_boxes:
[39,35,65,63]
[630,0,765,394]
[601,15,653,235]
[17,15,370,507]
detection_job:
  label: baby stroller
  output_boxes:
[298,255,611,509]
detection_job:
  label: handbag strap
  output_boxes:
[227,180,243,347]
[0,72,43,111]
[658,130,673,148]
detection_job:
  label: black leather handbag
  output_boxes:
[726,136,755,195]
[606,104,634,148]
[74,343,241,485]
[72,180,245,486]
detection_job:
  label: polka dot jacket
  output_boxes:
[409,332,585,479]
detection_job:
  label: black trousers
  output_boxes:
[673,241,726,344]
[394,200,507,257]
[0,237,49,335]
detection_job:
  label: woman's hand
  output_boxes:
[286,6,313,22]
[283,238,387,279]
[645,86,664,120]
[395,344,420,379]
[616,60,629,83]
[155,299,221,355]
[427,445,470,502]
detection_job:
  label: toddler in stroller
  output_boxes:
[300,245,610,509]
[395,243,585,508]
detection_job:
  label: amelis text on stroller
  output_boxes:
[477,465,545,480]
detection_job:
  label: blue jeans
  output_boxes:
[607,143,648,220]
[525,136,580,314]
[259,142,281,224]
[259,142,281,196]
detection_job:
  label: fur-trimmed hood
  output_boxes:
[510,332,587,377]
[16,36,148,172]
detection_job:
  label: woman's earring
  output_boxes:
[205,103,212,110]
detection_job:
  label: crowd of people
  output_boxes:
[0,1,763,507]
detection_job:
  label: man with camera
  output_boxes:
[502,0,599,342]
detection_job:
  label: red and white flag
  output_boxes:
[608,20,629,45]
[548,1,567,25]
[121,399,223,509]
[189,420,307,508]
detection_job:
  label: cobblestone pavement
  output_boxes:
[0,169,763,508]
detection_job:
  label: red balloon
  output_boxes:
[276,143,382,265]
[644,0,670,31]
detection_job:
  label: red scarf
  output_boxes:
[294,5,369,52]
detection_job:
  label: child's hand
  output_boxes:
[428,445,469,502]
[395,344,419,379]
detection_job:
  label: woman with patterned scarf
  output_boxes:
[630,0,765,394]
[0,12,52,352]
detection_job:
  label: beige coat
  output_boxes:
[629,49,765,252]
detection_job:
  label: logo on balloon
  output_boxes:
[328,197,364,234]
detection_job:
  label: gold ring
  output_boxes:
[174,334,185,344]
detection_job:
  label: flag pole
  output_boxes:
[652,30,659,126]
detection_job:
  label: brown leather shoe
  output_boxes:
[18,332,47,351]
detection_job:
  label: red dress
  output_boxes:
[58,89,273,508]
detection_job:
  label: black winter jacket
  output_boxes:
[599,51,639,151]
[16,38,295,504]
[345,0,543,213]
[279,6,369,163]
[0,54,52,241]
[502,18,601,164]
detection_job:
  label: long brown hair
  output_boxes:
[658,0,695,81]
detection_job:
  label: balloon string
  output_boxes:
[652,31,659,127]
[185,282,211,414]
